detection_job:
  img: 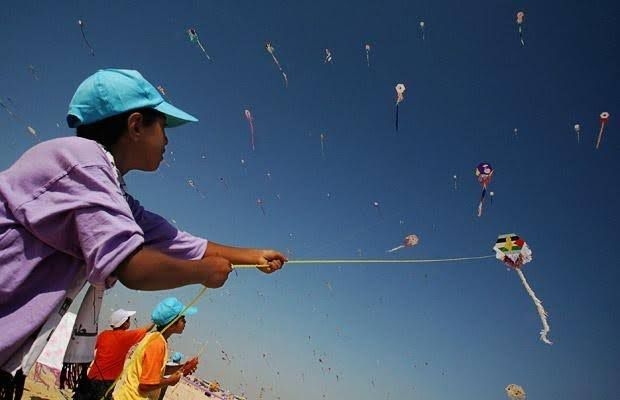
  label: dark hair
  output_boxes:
[75,108,164,151]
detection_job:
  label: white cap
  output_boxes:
[109,309,136,328]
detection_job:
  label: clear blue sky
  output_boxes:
[1,1,618,399]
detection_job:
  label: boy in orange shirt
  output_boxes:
[73,309,154,400]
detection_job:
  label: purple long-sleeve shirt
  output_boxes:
[0,137,207,368]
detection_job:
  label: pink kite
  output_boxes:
[387,234,419,253]
[244,109,255,151]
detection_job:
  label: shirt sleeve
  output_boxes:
[126,195,207,260]
[140,337,166,385]
[126,328,148,343]
[12,165,144,287]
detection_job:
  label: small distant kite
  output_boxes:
[494,234,552,345]
[320,133,326,158]
[395,83,406,131]
[453,174,458,191]
[257,198,266,215]
[595,112,610,149]
[515,11,525,47]
[573,123,581,143]
[387,234,419,253]
[187,179,206,198]
[244,109,255,151]
[419,21,426,40]
[505,383,526,400]
[265,42,288,87]
[78,20,95,56]
[364,44,371,67]
[28,65,40,80]
[372,201,382,217]
[475,162,493,217]
[324,48,333,64]
[187,28,212,60]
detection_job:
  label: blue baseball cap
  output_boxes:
[67,68,198,128]
[171,352,184,363]
[151,297,198,327]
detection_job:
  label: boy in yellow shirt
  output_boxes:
[113,298,198,400]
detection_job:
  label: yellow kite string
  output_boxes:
[233,254,496,268]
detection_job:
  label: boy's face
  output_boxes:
[136,115,168,172]
[171,316,187,335]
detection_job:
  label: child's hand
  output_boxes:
[201,256,232,288]
[168,371,183,386]
[256,250,287,274]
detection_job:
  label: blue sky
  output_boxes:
[1,1,619,399]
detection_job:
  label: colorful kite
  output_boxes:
[595,112,610,149]
[516,11,525,46]
[324,48,333,64]
[475,162,493,217]
[364,44,371,67]
[493,234,552,345]
[419,21,426,40]
[505,383,526,400]
[395,83,406,131]
[78,20,95,56]
[265,42,288,87]
[244,109,255,151]
[387,234,419,253]
[574,123,581,143]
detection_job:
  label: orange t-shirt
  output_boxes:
[87,328,148,380]
[139,334,167,385]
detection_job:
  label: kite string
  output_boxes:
[233,254,496,268]
[515,268,552,345]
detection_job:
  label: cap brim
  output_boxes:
[154,101,198,127]
[181,306,198,317]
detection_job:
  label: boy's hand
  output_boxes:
[256,250,288,274]
[201,256,232,288]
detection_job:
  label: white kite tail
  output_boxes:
[515,268,552,345]
[386,245,404,253]
[595,123,605,149]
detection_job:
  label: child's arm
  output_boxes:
[204,241,287,273]
[114,247,232,290]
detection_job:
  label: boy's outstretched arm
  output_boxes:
[114,246,232,290]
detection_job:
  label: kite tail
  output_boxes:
[197,41,212,61]
[595,123,605,149]
[516,268,552,345]
[477,186,487,217]
[518,26,524,47]
[395,104,399,131]
[386,245,404,253]
[80,27,95,56]
[282,71,288,88]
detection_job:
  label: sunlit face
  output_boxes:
[172,316,187,334]
[139,115,168,171]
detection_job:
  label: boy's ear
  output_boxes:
[126,112,144,141]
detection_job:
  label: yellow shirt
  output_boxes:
[112,332,168,400]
